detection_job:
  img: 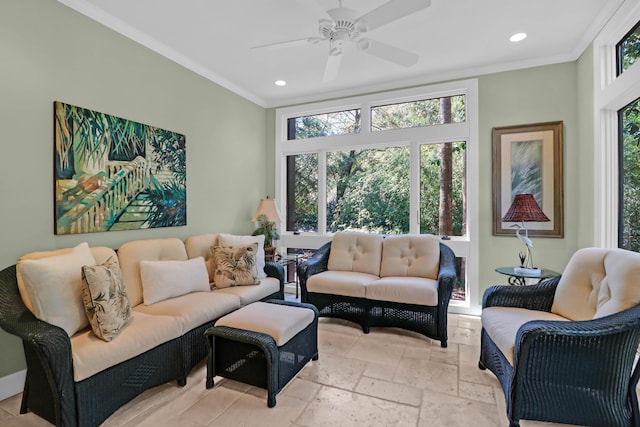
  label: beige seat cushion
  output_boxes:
[117,238,189,306]
[214,277,280,305]
[481,306,569,365]
[307,270,378,298]
[365,276,439,306]
[70,311,182,382]
[215,302,314,346]
[134,291,240,332]
[552,247,640,321]
[380,234,440,279]
[328,232,383,276]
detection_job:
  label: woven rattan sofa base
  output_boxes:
[305,291,450,345]
[0,261,285,427]
[204,300,319,407]
[298,241,456,348]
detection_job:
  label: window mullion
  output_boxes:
[318,150,327,234]
[409,141,420,234]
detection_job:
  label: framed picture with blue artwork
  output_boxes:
[492,121,564,238]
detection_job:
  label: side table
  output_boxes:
[274,254,300,297]
[495,266,561,286]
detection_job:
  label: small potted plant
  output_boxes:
[252,214,280,260]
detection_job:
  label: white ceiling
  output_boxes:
[58,0,623,108]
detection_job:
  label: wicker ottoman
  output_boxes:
[204,300,319,407]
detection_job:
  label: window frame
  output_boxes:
[275,79,479,313]
[594,1,640,249]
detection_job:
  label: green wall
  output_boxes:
[477,60,589,299]
[0,0,268,378]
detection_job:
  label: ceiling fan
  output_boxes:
[251,0,431,82]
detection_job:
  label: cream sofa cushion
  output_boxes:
[215,277,281,306]
[482,307,568,365]
[184,233,219,282]
[118,238,189,306]
[18,242,95,336]
[215,301,314,346]
[552,247,640,321]
[327,232,383,276]
[380,234,440,279]
[365,276,439,306]
[307,270,377,298]
[140,257,210,305]
[17,245,111,313]
[70,311,182,382]
[134,291,240,332]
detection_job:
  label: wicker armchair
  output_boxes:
[479,247,640,427]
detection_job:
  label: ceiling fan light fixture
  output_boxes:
[274,80,287,86]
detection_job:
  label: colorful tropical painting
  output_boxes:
[54,101,186,234]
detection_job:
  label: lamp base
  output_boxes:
[514,267,541,277]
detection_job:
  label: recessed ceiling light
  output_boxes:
[274,80,287,86]
[510,33,527,43]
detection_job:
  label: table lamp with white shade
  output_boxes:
[252,197,281,260]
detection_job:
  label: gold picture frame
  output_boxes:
[492,121,564,237]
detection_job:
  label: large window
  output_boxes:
[595,2,640,251]
[619,96,640,251]
[276,80,479,311]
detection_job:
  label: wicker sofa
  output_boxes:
[298,232,457,347]
[0,233,284,427]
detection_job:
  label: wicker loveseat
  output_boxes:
[297,232,457,347]
[0,233,284,427]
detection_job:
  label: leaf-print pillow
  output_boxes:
[212,244,260,288]
[81,256,132,341]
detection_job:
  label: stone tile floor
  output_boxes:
[0,314,585,426]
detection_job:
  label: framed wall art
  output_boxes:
[54,101,186,235]
[492,121,564,238]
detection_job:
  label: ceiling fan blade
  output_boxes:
[355,0,431,32]
[250,37,316,51]
[322,50,343,82]
[357,38,418,67]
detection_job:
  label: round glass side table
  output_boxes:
[495,266,561,286]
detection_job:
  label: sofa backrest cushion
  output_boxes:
[184,233,219,282]
[16,245,113,313]
[380,234,440,279]
[327,232,383,276]
[17,242,96,336]
[552,247,640,320]
[118,238,188,307]
[140,257,210,305]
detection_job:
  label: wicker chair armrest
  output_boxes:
[482,276,560,311]
[514,304,640,367]
[297,242,331,292]
[264,261,285,296]
[436,243,456,303]
[0,265,75,422]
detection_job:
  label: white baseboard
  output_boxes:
[0,369,25,401]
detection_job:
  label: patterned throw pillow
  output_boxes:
[81,256,132,342]
[212,243,260,288]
